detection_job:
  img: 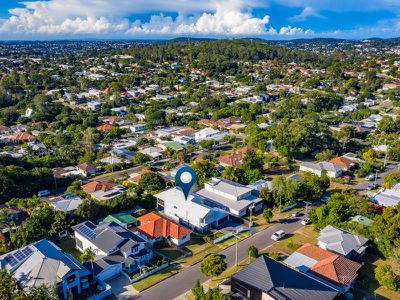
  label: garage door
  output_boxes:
[98,265,122,282]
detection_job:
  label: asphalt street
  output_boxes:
[353,163,399,192]
[137,216,304,300]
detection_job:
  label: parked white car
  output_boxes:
[271,230,286,241]
[301,218,311,225]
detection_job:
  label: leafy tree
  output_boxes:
[200,254,227,279]
[371,204,400,257]
[374,264,399,291]
[383,170,400,188]
[309,191,371,230]
[315,150,333,161]
[247,245,259,263]
[133,152,152,165]
[271,176,298,208]
[262,208,273,223]
[192,160,217,186]
[299,172,329,201]
[0,269,24,299]
[28,285,59,300]
[138,172,166,192]
[191,279,205,300]
[362,149,377,162]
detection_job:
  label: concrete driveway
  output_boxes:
[107,275,139,300]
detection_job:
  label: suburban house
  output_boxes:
[196,177,264,218]
[98,213,138,228]
[318,225,368,258]
[51,194,83,213]
[76,162,98,177]
[8,132,36,143]
[371,184,400,207]
[329,156,355,172]
[136,212,192,246]
[284,243,361,292]
[0,239,90,299]
[230,255,338,300]
[81,180,128,201]
[218,153,243,168]
[129,124,146,133]
[299,161,343,178]
[126,169,153,184]
[194,127,229,142]
[155,187,230,232]
[139,147,163,160]
[72,221,152,281]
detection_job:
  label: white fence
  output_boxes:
[213,226,249,244]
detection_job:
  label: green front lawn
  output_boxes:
[132,265,180,292]
[56,237,82,262]
[156,248,185,260]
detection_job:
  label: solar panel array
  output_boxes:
[4,246,34,267]
[78,224,97,239]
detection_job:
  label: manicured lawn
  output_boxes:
[179,244,221,267]
[132,265,179,292]
[183,236,207,254]
[216,232,251,248]
[56,237,82,262]
[267,225,318,256]
[156,248,185,260]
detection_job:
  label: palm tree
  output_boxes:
[247,245,259,263]
[81,247,98,283]
[222,166,238,182]
[0,209,15,248]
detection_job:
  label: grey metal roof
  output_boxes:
[0,240,89,292]
[318,225,368,256]
[73,221,145,254]
[232,255,338,300]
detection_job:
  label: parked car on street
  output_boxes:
[291,211,301,217]
[38,190,50,197]
[271,230,286,241]
[301,218,311,225]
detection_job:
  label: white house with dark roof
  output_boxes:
[72,221,152,281]
[0,239,90,299]
[196,177,264,217]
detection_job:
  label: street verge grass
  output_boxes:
[131,264,180,292]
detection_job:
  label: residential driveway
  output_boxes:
[107,275,139,300]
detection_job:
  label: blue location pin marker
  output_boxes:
[175,166,197,200]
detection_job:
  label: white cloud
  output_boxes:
[279,26,314,35]
[289,7,322,22]
[127,9,272,35]
[0,0,312,38]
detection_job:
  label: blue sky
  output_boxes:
[0,0,399,40]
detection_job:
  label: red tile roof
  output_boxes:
[97,124,115,131]
[297,243,361,286]
[82,180,116,194]
[329,157,353,170]
[8,132,36,142]
[218,153,243,167]
[137,212,192,241]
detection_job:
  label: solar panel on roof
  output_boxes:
[79,224,96,239]
[22,247,33,257]
[5,254,18,267]
[14,250,25,261]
